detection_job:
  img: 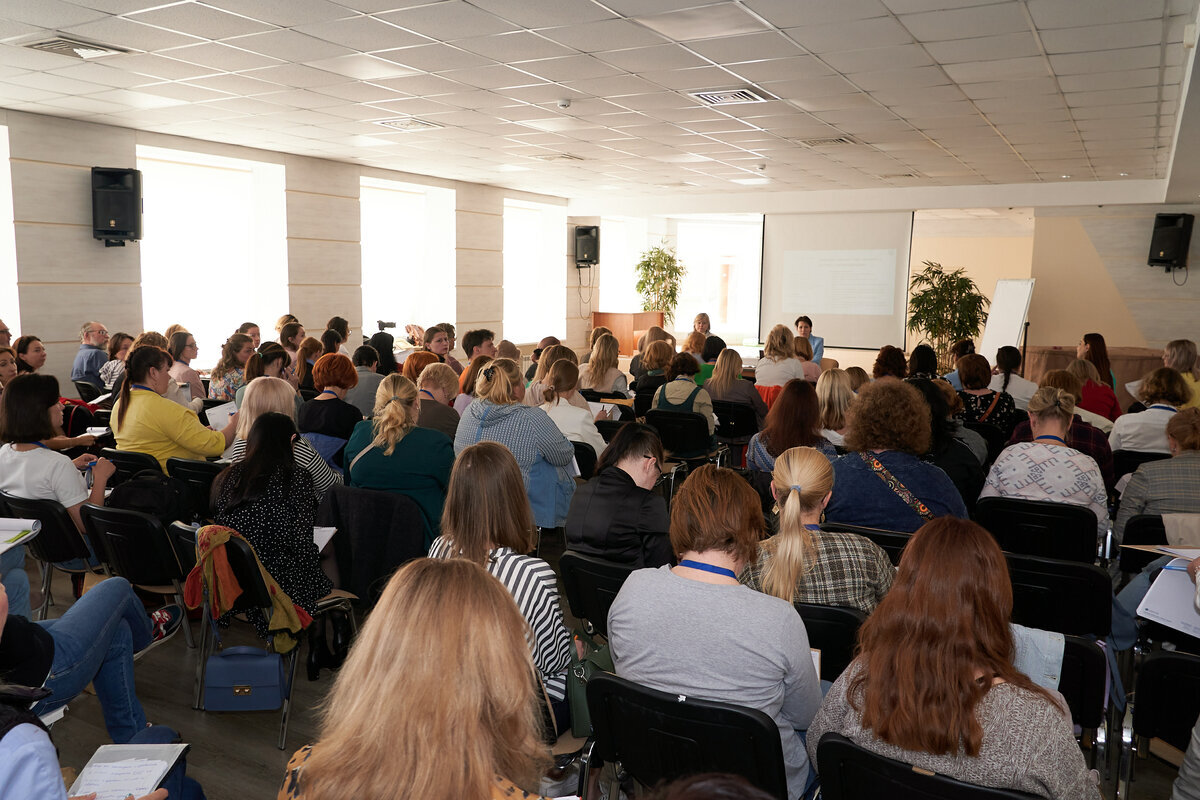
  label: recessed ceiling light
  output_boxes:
[1060,174,1071,179]
[731,177,770,185]
[496,165,530,172]
[1119,172,1130,177]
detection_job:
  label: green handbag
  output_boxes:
[567,628,614,738]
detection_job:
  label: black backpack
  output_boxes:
[106,470,191,526]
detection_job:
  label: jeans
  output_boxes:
[31,577,150,743]
[0,546,31,620]
[131,725,206,800]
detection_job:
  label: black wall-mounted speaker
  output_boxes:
[1148,212,1193,269]
[575,225,599,266]
[92,167,142,245]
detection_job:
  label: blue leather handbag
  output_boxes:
[203,645,286,712]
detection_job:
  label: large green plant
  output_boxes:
[906,260,990,373]
[634,240,686,325]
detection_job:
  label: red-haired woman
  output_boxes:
[746,379,837,471]
[807,517,1100,798]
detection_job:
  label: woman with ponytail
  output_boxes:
[236,342,299,408]
[454,358,575,529]
[988,346,1037,410]
[742,446,895,614]
[539,359,607,457]
[344,373,453,546]
[208,333,254,401]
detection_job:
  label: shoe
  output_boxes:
[134,604,184,661]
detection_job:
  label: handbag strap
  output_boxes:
[857,452,934,520]
[347,442,375,473]
[977,391,1001,423]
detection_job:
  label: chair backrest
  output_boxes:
[99,447,163,485]
[1058,635,1106,730]
[817,733,1041,800]
[963,421,1007,464]
[559,551,635,638]
[168,521,199,573]
[820,522,912,566]
[634,387,656,417]
[596,419,630,443]
[218,532,275,612]
[300,432,347,472]
[712,400,758,440]
[166,457,226,521]
[572,441,597,480]
[1118,514,1167,574]
[1112,449,1170,481]
[973,496,1097,564]
[587,672,789,800]
[74,380,101,403]
[795,603,867,683]
[1004,552,1111,637]
[1132,650,1200,752]
[0,491,93,565]
[644,409,711,460]
[79,504,184,586]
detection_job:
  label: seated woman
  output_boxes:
[872,345,907,380]
[278,558,553,800]
[344,374,454,547]
[705,348,768,432]
[0,346,16,394]
[168,330,204,402]
[1164,338,1200,409]
[212,412,332,640]
[120,332,204,413]
[1008,370,1115,492]
[455,358,575,529]
[742,446,894,614]
[681,331,706,366]
[367,331,397,376]
[693,312,711,336]
[236,342,300,409]
[795,314,824,363]
[113,346,236,469]
[415,362,460,440]
[825,379,968,532]
[295,336,324,393]
[207,333,254,401]
[428,443,573,732]
[565,423,671,568]
[279,321,305,368]
[228,377,342,501]
[792,336,822,382]
[525,344,576,407]
[807,518,1100,799]
[908,378,986,512]
[845,366,870,392]
[747,379,837,471]
[0,374,118,617]
[935,379,988,465]
[99,331,133,390]
[816,368,854,447]
[297,353,363,466]
[696,335,725,385]
[906,344,939,381]
[539,360,607,458]
[941,338,975,390]
[579,333,630,397]
[238,321,261,349]
[400,349,438,384]
[989,345,1038,410]
[1114,407,1200,542]
[326,316,351,356]
[956,354,1021,433]
[631,340,674,399]
[1109,366,1192,454]
[436,322,464,374]
[981,386,1109,542]
[608,465,822,800]
[319,328,343,357]
[651,353,718,435]
[1067,358,1121,422]
[754,324,806,387]
[453,354,491,415]
[629,325,676,384]
[1079,332,1116,388]
[14,335,45,374]
[419,324,451,365]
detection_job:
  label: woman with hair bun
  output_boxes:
[539,359,606,457]
[344,373,453,546]
[980,385,1109,540]
[742,446,894,614]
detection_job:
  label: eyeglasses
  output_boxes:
[86,329,109,335]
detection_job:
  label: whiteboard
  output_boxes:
[978,279,1035,363]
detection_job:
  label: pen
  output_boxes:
[1162,565,1191,571]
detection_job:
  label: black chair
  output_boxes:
[1005,552,1111,638]
[581,672,788,800]
[796,603,867,683]
[1118,650,1200,799]
[0,491,106,620]
[644,409,727,465]
[298,387,319,401]
[595,419,629,443]
[1112,449,1170,482]
[633,387,656,417]
[559,551,635,639]
[964,421,1007,465]
[973,496,1098,564]
[79,503,194,648]
[73,380,102,403]
[99,447,163,485]
[92,408,111,426]
[573,441,598,481]
[820,522,912,566]
[1059,635,1109,768]
[817,732,1040,800]
[166,457,226,522]
[713,400,758,442]
[580,389,629,403]
[1118,514,1167,576]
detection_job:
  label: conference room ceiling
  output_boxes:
[0,0,1194,199]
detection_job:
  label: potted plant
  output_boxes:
[906,260,989,373]
[634,240,686,326]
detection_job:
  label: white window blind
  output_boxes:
[0,127,19,337]
[504,198,566,344]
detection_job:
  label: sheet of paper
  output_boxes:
[38,705,66,727]
[313,526,337,552]
[1162,547,1200,559]
[587,402,615,419]
[92,392,112,404]
[1137,557,1200,638]
[205,401,237,431]
[568,456,580,477]
[811,648,821,678]
[0,519,40,556]
[68,743,188,800]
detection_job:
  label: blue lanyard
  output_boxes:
[1148,404,1178,413]
[318,390,337,398]
[678,559,737,579]
[31,441,49,449]
[132,384,154,392]
[1035,435,1067,445]
[419,389,436,400]
[803,523,821,531]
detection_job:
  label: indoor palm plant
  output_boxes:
[906,260,990,373]
[634,240,686,325]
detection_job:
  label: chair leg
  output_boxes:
[279,648,300,750]
[1116,701,1134,800]
[36,564,53,621]
[194,614,209,711]
[172,581,195,649]
[578,738,597,800]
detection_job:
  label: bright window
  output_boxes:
[597,216,647,314]
[0,127,18,337]
[136,145,286,369]
[674,216,764,345]
[504,198,566,344]
[360,177,455,337]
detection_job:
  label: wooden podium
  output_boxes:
[590,311,665,356]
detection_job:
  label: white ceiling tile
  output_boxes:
[685,32,805,65]
[46,61,153,89]
[785,17,914,53]
[1057,68,1162,94]
[924,32,1041,63]
[165,42,285,71]
[304,53,420,80]
[518,55,623,83]
[432,64,538,90]
[85,87,187,108]
[290,17,428,52]
[62,17,205,52]
[498,83,581,103]
[434,89,522,109]
[595,44,709,73]
[899,3,1031,41]
[725,56,833,84]
[974,92,1064,112]
[788,92,885,112]
[199,95,290,115]
[0,19,51,40]
[743,0,889,27]
[255,88,349,109]
[1065,86,1162,107]
[1028,0,1166,29]
[127,4,276,40]
[375,43,494,72]
[453,32,578,63]
[851,66,952,92]
[101,52,214,80]
[135,80,235,102]
[962,77,1060,99]
[537,19,668,53]
[634,5,770,42]
[202,0,354,27]
[185,72,283,96]
[1040,21,1165,54]
[872,84,967,105]
[1048,46,1164,75]
[5,0,108,29]
[307,81,406,102]
[239,64,350,88]
[376,2,519,40]
[821,44,935,74]
[224,29,357,62]
[467,0,617,28]
[1071,102,1160,119]
[942,57,1049,84]
[4,71,112,94]
[561,74,665,97]
[759,74,860,99]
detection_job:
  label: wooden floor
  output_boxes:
[34,534,1182,800]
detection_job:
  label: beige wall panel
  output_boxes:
[8,112,135,168]
[11,162,93,226]
[456,209,503,252]
[287,238,361,285]
[455,183,504,215]
[284,155,361,198]
[457,286,503,324]
[15,223,140,284]
[456,248,502,287]
[288,285,362,333]
[19,282,143,346]
[286,192,359,243]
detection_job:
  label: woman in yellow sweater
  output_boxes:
[113,346,237,469]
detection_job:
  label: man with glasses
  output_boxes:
[70,321,110,390]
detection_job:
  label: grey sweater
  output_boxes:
[608,566,822,800]
[807,662,1101,799]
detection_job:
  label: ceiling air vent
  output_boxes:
[25,36,128,60]
[688,88,768,106]
[531,153,584,162]
[796,137,858,148]
[372,117,443,131]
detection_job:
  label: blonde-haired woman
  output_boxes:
[981,386,1109,540]
[455,358,575,529]
[816,368,855,446]
[278,558,553,800]
[754,324,807,387]
[681,331,706,366]
[1066,358,1121,422]
[1164,338,1200,409]
[540,360,607,458]
[742,446,895,614]
[704,348,767,430]
[580,333,630,397]
[429,443,573,734]
[524,344,589,411]
[344,373,454,547]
